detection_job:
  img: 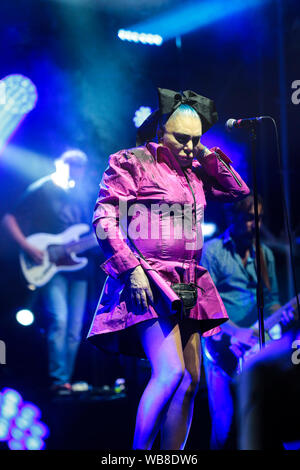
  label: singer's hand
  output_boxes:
[196,143,211,159]
[125,265,154,313]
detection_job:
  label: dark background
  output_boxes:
[0,0,299,451]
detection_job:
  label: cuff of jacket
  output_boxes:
[198,147,232,176]
[100,245,141,279]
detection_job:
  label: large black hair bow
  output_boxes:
[136,87,218,146]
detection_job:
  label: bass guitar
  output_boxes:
[204,294,299,376]
[19,224,98,287]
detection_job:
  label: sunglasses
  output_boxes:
[173,133,201,147]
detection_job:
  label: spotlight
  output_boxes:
[0,417,10,441]
[0,388,49,450]
[0,74,38,153]
[122,0,270,43]
[133,106,152,128]
[8,439,25,450]
[118,29,163,46]
[2,388,23,407]
[24,435,45,450]
[0,74,37,115]
[202,223,217,238]
[16,309,34,326]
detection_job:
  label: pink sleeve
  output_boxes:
[93,150,141,279]
[197,147,250,201]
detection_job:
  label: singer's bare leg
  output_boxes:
[132,318,201,450]
[160,329,201,450]
[132,317,185,450]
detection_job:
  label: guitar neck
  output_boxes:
[264,294,299,330]
[65,234,98,254]
[221,294,299,348]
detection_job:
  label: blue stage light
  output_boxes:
[123,0,270,43]
[0,388,49,450]
[2,388,23,407]
[15,415,30,431]
[18,403,41,427]
[30,422,49,439]
[8,438,26,450]
[16,309,35,326]
[0,74,38,153]
[283,441,300,450]
[118,29,163,46]
[133,106,152,128]
[202,223,217,238]
[1,402,19,420]
[1,75,37,115]
[0,417,10,441]
[10,426,25,441]
[24,435,45,450]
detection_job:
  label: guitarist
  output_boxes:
[201,193,282,449]
[2,149,92,395]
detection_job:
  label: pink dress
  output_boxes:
[87,142,250,356]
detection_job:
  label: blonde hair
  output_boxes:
[158,104,200,132]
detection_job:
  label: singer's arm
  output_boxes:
[195,146,250,201]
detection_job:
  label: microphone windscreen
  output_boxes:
[225,118,236,131]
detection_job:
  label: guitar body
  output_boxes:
[20,224,91,287]
[204,332,253,377]
[204,295,299,377]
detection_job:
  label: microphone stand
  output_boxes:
[249,124,265,349]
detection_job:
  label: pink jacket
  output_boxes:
[87,142,250,356]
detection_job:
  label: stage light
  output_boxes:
[2,388,23,407]
[0,74,38,153]
[30,422,49,439]
[118,29,163,46]
[133,106,152,128]
[18,403,41,424]
[283,441,300,450]
[16,309,35,326]
[123,0,270,43]
[10,427,25,441]
[1,75,37,114]
[0,388,49,450]
[52,159,70,189]
[8,439,26,450]
[0,418,10,441]
[1,389,23,422]
[24,435,45,450]
[0,144,53,183]
[202,223,217,238]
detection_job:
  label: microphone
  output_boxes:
[225,116,266,131]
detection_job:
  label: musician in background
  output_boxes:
[2,149,92,395]
[201,193,281,449]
